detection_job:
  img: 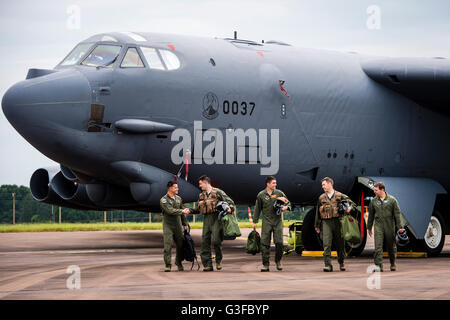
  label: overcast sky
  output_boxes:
[1,0,449,186]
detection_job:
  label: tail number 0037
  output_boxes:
[223,100,255,116]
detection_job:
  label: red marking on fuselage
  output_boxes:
[212,180,220,187]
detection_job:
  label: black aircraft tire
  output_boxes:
[301,209,322,251]
[295,246,303,255]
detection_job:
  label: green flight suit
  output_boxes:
[254,189,291,266]
[314,191,356,267]
[190,188,236,268]
[160,193,189,268]
[367,193,402,267]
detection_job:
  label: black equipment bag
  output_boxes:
[182,227,200,270]
[246,230,261,255]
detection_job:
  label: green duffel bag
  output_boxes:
[246,230,261,255]
[222,213,241,239]
[340,215,361,245]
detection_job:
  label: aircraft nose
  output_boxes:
[2,69,91,132]
[2,82,25,127]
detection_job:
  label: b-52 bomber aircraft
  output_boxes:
[2,31,449,255]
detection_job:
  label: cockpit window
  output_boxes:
[81,44,122,68]
[140,47,165,70]
[159,49,181,70]
[120,48,144,68]
[59,43,93,66]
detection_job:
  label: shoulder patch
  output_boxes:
[161,199,167,204]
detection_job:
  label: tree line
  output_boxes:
[0,185,309,224]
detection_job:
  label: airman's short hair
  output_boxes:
[167,181,177,189]
[265,176,276,185]
[374,182,385,191]
[321,177,334,185]
[198,175,211,184]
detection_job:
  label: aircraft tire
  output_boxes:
[419,211,445,256]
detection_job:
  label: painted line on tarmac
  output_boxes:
[302,251,427,258]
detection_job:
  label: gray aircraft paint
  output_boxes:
[2,32,449,240]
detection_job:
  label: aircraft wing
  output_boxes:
[361,57,450,115]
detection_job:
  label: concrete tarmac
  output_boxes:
[0,228,449,300]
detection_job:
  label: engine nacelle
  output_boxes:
[60,164,94,184]
[30,167,90,210]
[30,162,199,211]
[85,183,138,208]
[51,171,97,209]
[30,167,60,202]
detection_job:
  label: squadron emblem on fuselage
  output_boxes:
[202,92,219,120]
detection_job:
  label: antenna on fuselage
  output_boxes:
[234,31,237,40]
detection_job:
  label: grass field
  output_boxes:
[0,221,298,233]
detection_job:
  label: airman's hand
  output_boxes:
[346,207,352,213]
[182,208,190,215]
[398,228,405,233]
[277,197,288,203]
[281,205,288,212]
[315,227,320,234]
[184,225,189,230]
[227,207,231,213]
[368,229,373,237]
[253,223,257,230]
